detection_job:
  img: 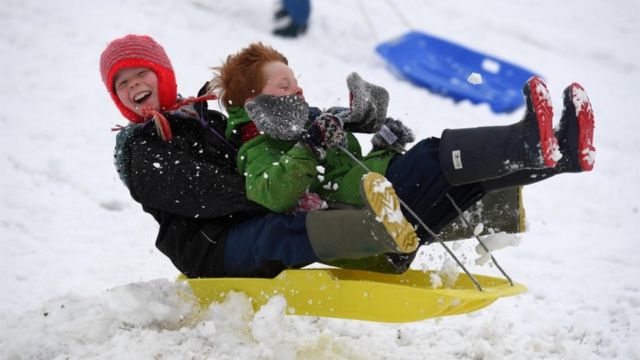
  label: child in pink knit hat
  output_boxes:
[100,34,177,122]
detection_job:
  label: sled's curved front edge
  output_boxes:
[178,269,526,323]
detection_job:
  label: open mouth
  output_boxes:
[133,91,152,104]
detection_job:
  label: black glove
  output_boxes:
[244,94,309,140]
[343,72,389,133]
[300,113,347,160]
[371,118,415,152]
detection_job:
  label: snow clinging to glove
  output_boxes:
[244,94,310,140]
[345,72,390,133]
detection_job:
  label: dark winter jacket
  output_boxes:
[114,86,268,277]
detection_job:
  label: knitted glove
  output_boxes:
[300,113,347,160]
[371,118,415,152]
[343,72,390,133]
[324,106,351,124]
[244,94,309,140]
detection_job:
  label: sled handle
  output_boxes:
[445,193,514,286]
[337,145,485,292]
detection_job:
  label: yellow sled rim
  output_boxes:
[180,269,526,323]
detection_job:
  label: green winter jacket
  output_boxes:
[231,107,396,212]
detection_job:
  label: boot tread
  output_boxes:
[361,172,419,253]
[526,76,560,168]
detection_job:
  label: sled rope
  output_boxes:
[382,0,414,30]
[445,193,514,286]
[356,0,414,43]
[337,145,484,291]
[355,0,380,42]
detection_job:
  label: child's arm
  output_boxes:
[124,129,264,218]
[238,136,319,212]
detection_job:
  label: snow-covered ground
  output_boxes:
[1,0,639,358]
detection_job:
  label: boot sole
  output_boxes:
[526,76,560,168]
[360,172,418,253]
[565,83,596,171]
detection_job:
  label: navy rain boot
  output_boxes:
[439,76,560,186]
[482,82,596,192]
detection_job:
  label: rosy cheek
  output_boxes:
[116,91,128,106]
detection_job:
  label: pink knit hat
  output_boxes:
[100,35,177,123]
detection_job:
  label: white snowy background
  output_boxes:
[1,0,639,359]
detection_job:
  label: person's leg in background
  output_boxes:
[274,0,310,38]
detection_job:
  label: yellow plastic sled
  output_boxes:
[181,268,526,323]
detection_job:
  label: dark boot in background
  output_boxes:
[273,21,307,37]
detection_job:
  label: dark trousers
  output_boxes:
[386,138,485,243]
[282,0,311,26]
[224,212,317,277]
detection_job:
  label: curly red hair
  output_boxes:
[209,42,288,109]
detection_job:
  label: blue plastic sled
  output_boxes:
[376,31,540,114]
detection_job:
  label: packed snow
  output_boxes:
[1,0,639,359]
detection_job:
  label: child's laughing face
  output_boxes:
[115,67,160,116]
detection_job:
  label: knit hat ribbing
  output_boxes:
[100,35,177,123]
